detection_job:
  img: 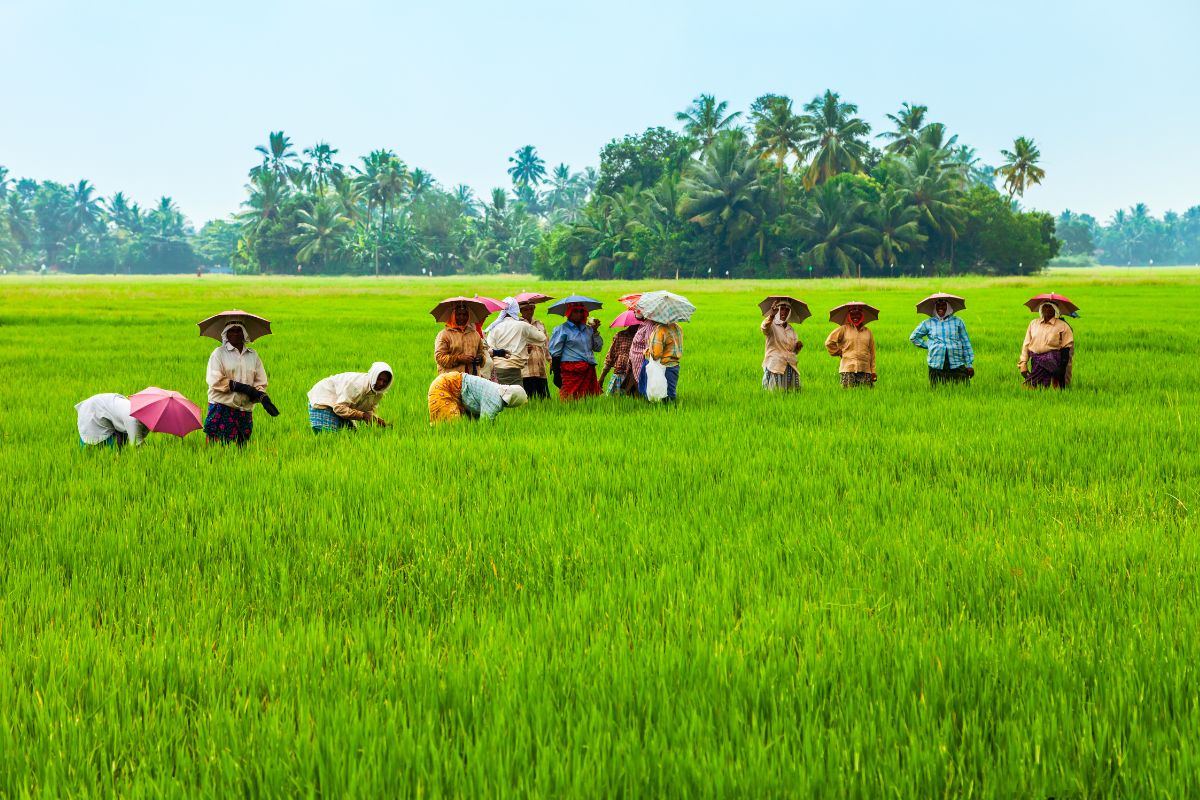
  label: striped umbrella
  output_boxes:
[635,290,695,324]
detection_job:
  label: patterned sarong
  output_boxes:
[840,371,874,388]
[204,403,253,445]
[429,372,466,424]
[309,405,351,433]
[559,361,600,400]
[763,367,801,391]
[1028,349,1069,389]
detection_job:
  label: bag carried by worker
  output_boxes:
[644,358,668,402]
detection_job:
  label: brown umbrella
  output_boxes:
[758,295,811,323]
[197,309,272,342]
[430,296,490,325]
[828,301,880,325]
[915,293,966,317]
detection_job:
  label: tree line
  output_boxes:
[1,90,1196,276]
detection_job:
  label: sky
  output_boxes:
[2,0,1197,227]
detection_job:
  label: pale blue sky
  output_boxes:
[2,0,1196,227]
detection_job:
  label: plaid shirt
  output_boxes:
[909,314,974,369]
[604,327,637,373]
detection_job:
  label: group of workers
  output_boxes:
[74,290,1078,448]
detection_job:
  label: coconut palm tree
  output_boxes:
[996,136,1045,200]
[239,170,286,233]
[948,145,994,187]
[253,131,298,182]
[302,141,341,193]
[354,150,408,276]
[797,91,872,189]
[793,183,878,278]
[452,184,480,217]
[408,168,434,198]
[0,166,9,200]
[749,94,805,201]
[106,192,143,233]
[69,179,103,235]
[291,199,351,268]
[507,145,546,187]
[675,94,742,148]
[148,197,186,238]
[677,131,764,273]
[900,145,966,265]
[878,103,928,155]
[867,187,926,270]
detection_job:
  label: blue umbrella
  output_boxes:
[547,294,604,316]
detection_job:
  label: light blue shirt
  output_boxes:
[548,320,603,365]
[910,314,974,369]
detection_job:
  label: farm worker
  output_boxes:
[625,311,653,394]
[486,297,548,387]
[639,320,683,402]
[204,322,276,445]
[599,322,638,396]
[825,306,876,388]
[762,302,802,391]
[306,362,393,433]
[435,302,488,377]
[427,372,528,424]
[75,393,148,448]
[909,299,974,385]
[1020,302,1075,389]
[519,301,551,399]
[548,303,603,400]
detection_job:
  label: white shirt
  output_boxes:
[486,317,547,370]
[206,343,268,411]
[75,393,147,445]
[307,362,392,420]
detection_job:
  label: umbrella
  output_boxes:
[1025,293,1079,316]
[197,310,272,342]
[548,294,604,316]
[610,310,642,328]
[758,295,811,323]
[619,293,643,309]
[474,295,506,313]
[829,301,880,325]
[514,291,554,304]
[128,387,203,438]
[916,293,966,317]
[636,290,696,324]
[430,296,490,325]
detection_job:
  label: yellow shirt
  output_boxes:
[1019,318,1075,370]
[824,324,875,374]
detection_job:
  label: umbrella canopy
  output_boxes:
[619,293,643,310]
[610,310,642,328]
[636,290,696,323]
[916,293,966,317]
[1025,293,1079,316]
[430,296,490,325]
[829,301,881,325]
[474,295,506,313]
[547,294,604,316]
[197,310,272,342]
[758,295,811,324]
[514,291,554,304]
[128,387,203,437]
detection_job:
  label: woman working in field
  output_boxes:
[599,318,639,396]
[548,303,604,400]
[427,372,528,424]
[75,393,148,448]
[519,300,551,399]
[824,303,877,388]
[486,297,548,387]
[625,311,653,395]
[435,302,489,376]
[306,362,393,433]
[641,319,683,402]
[1020,301,1075,389]
[909,295,974,385]
[204,322,277,445]
[762,301,802,391]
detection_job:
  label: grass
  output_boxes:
[0,271,1197,797]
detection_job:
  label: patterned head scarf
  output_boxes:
[486,297,522,333]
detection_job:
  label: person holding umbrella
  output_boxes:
[307,362,394,433]
[635,290,695,403]
[200,311,277,446]
[760,296,809,392]
[547,295,604,400]
[428,372,528,424]
[516,292,553,399]
[600,311,640,396]
[1020,295,1077,389]
[433,298,489,377]
[910,293,974,386]
[486,297,548,387]
[824,302,878,388]
[75,393,148,448]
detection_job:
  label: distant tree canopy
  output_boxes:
[1,91,1195,276]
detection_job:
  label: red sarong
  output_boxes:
[559,361,601,400]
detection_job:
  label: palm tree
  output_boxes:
[302,141,340,193]
[69,180,103,235]
[677,131,763,273]
[749,94,805,201]
[354,150,408,276]
[794,183,878,278]
[867,187,926,270]
[408,168,434,198]
[878,103,928,155]
[900,145,966,265]
[917,123,958,153]
[675,94,742,148]
[106,192,143,232]
[507,145,546,187]
[452,184,480,217]
[147,197,186,238]
[996,137,1045,200]
[948,145,994,187]
[0,166,9,199]
[239,170,286,233]
[291,199,351,269]
[331,175,366,226]
[254,131,298,182]
[797,90,872,189]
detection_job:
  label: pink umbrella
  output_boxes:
[610,310,641,328]
[514,291,554,304]
[474,295,506,313]
[1024,293,1078,316]
[129,387,203,437]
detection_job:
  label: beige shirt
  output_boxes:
[522,319,550,378]
[486,317,547,370]
[75,393,147,445]
[434,327,487,375]
[307,364,390,421]
[824,324,875,374]
[206,343,268,411]
[1019,318,1075,370]
[762,318,800,374]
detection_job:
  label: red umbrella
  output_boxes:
[430,297,490,325]
[610,310,642,328]
[128,387,203,437]
[474,295,506,313]
[514,291,554,304]
[828,301,880,325]
[619,293,643,310]
[1025,293,1078,316]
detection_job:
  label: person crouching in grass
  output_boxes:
[204,322,278,445]
[307,362,393,433]
[75,393,148,448]
[428,372,528,424]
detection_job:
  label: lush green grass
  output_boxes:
[1,272,1197,797]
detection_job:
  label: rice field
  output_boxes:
[1,270,1197,797]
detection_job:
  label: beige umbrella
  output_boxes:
[758,295,811,323]
[430,296,490,325]
[197,309,272,342]
[828,301,880,325]
[915,293,966,317]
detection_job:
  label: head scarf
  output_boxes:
[566,302,588,321]
[773,303,791,325]
[486,297,522,333]
[366,361,393,393]
[847,306,866,329]
[445,302,470,331]
[934,302,954,320]
[497,384,528,408]
[221,322,248,349]
[1040,302,1061,320]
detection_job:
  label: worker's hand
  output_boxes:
[1020,369,1029,379]
[966,367,975,378]
[362,412,373,424]
[794,341,803,353]
[459,354,475,365]
[871,373,878,383]
[374,417,388,428]
[491,349,509,358]
[589,317,601,331]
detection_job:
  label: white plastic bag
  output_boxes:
[644,358,668,402]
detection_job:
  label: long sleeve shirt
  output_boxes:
[909,314,974,369]
[646,323,683,367]
[627,321,652,370]
[435,327,486,375]
[603,327,638,374]
[75,393,147,445]
[206,343,268,411]
[824,324,875,374]
[486,317,547,371]
[307,369,387,421]
[522,319,550,379]
[1020,318,1075,370]
[548,320,603,365]
[460,373,507,420]
[762,318,800,374]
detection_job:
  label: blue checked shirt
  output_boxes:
[909,314,974,369]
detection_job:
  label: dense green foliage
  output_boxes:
[1056,204,1200,265]
[1,272,1197,796]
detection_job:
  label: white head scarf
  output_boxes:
[366,361,393,393]
[773,303,792,326]
[497,384,528,408]
[1040,302,1061,319]
[221,322,248,349]
[935,302,954,320]
[486,297,522,333]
